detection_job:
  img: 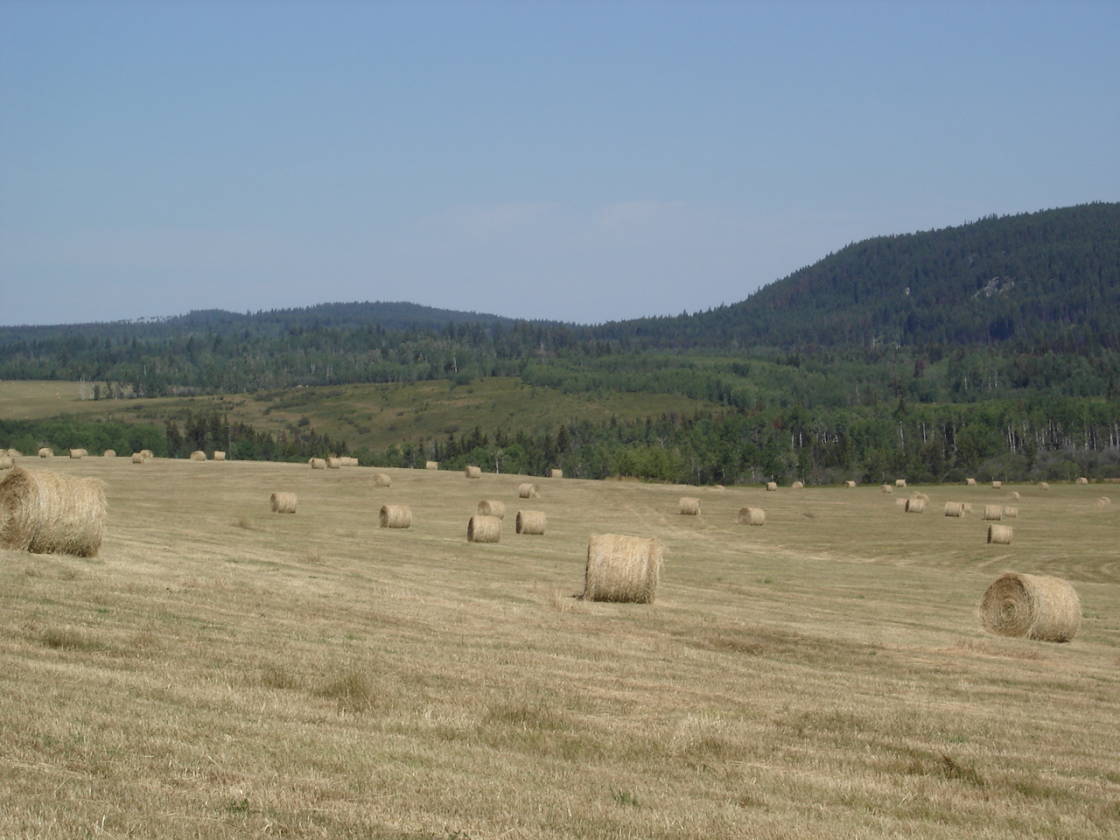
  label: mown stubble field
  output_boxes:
[1,458,1118,839]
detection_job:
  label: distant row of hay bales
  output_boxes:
[0,467,106,557]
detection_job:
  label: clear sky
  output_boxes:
[2,0,1117,326]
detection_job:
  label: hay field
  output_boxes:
[1,461,1118,839]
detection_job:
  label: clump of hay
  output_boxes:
[983,504,1003,521]
[270,492,297,514]
[845,480,857,488]
[987,524,1013,545]
[549,468,563,479]
[518,482,538,499]
[373,473,392,488]
[791,480,804,489]
[679,496,701,515]
[737,506,765,525]
[139,449,153,460]
[765,481,778,491]
[309,458,327,470]
[465,465,482,479]
[379,504,412,528]
[979,572,1080,642]
[103,449,116,458]
[905,497,926,513]
[1038,481,1050,490]
[0,455,13,471]
[1009,490,1021,500]
[1076,476,1089,485]
[326,457,342,469]
[881,484,893,494]
[991,480,1003,489]
[944,502,965,517]
[467,514,501,543]
[213,451,226,461]
[130,452,144,464]
[965,478,976,486]
[583,534,663,604]
[0,467,107,557]
[1003,505,1019,518]
[516,510,546,535]
[425,460,439,470]
[69,449,86,459]
[38,448,52,458]
[190,450,206,461]
[895,479,907,488]
[477,500,506,519]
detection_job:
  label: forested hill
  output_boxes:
[608,202,1120,350]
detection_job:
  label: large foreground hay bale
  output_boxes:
[309,458,327,470]
[516,510,546,535]
[467,514,501,543]
[979,573,1080,642]
[213,451,226,461]
[791,481,804,489]
[737,506,765,526]
[190,450,206,461]
[103,449,116,458]
[983,504,1003,521]
[1076,476,1089,485]
[965,478,976,486]
[549,468,563,479]
[373,473,392,488]
[270,492,297,514]
[518,482,538,499]
[765,481,778,491]
[0,456,12,471]
[0,467,106,557]
[477,499,506,519]
[904,497,926,513]
[943,502,965,517]
[38,448,52,458]
[583,534,663,604]
[465,465,482,479]
[987,524,1013,545]
[379,504,412,529]
[425,460,439,471]
[895,479,907,488]
[679,496,700,515]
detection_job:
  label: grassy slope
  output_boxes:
[1,457,1117,838]
[0,378,720,451]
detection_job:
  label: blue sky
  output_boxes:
[2,1,1117,326]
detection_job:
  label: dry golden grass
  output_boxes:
[0,465,1118,839]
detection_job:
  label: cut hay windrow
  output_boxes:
[270,492,297,514]
[309,458,327,470]
[465,465,482,479]
[679,496,701,515]
[979,572,1080,642]
[943,501,965,517]
[190,450,206,461]
[69,449,86,459]
[0,467,106,557]
[791,481,804,489]
[515,510,546,535]
[583,534,663,604]
[845,480,857,488]
[904,497,926,513]
[991,480,1003,489]
[425,460,439,470]
[103,449,116,458]
[983,504,1003,521]
[379,504,412,529]
[213,451,226,461]
[38,448,52,458]
[737,506,765,526]
[477,500,506,519]
[326,457,342,469]
[518,482,538,499]
[987,524,1013,545]
[467,514,501,543]
[131,452,144,464]
[965,478,976,486]
[373,473,392,488]
[549,468,563,479]
[895,479,907,488]
[1076,476,1089,485]
[766,481,778,491]
[1003,506,1019,518]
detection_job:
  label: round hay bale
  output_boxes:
[379,504,412,528]
[679,496,701,515]
[190,450,206,461]
[465,465,482,479]
[583,533,662,604]
[765,481,778,491]
[518,482,538,499]
[737,506,765,526]
[425,460,439,471]
[965,478,976,486]
[914,491,930,501]
[477,499,506,519]
[213,451,226,461]
[987,524,1013,545]
[38,448,52,458]
[991,480,1003,489]
[943,501,965,517]
[845,480,857,488]
[1003,505,1019,518]
[881,484,893,494]
[895,479,907,488]
[270,492,297,514]
[904,497,926,513]
[467,514,501,543]
[791,480,804,489]
[979,572,1080,642]
[339,456,359,466]
[309,458,327,470]
[983,504,1003,521]
[549,468,563,479]
[515,510,546,535]
[326,457,342,469]
[139,449,153,460]
[373,473,392,488]
[1076,476,1089,485]
[1038,481,1050,490]
[5,449,20,457]
[69,449,86,459]
[130,452,144,464]
[0,455,13,471]
[1009,490,1020,500]
[0,467,106,557]
[103,449,116,458]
